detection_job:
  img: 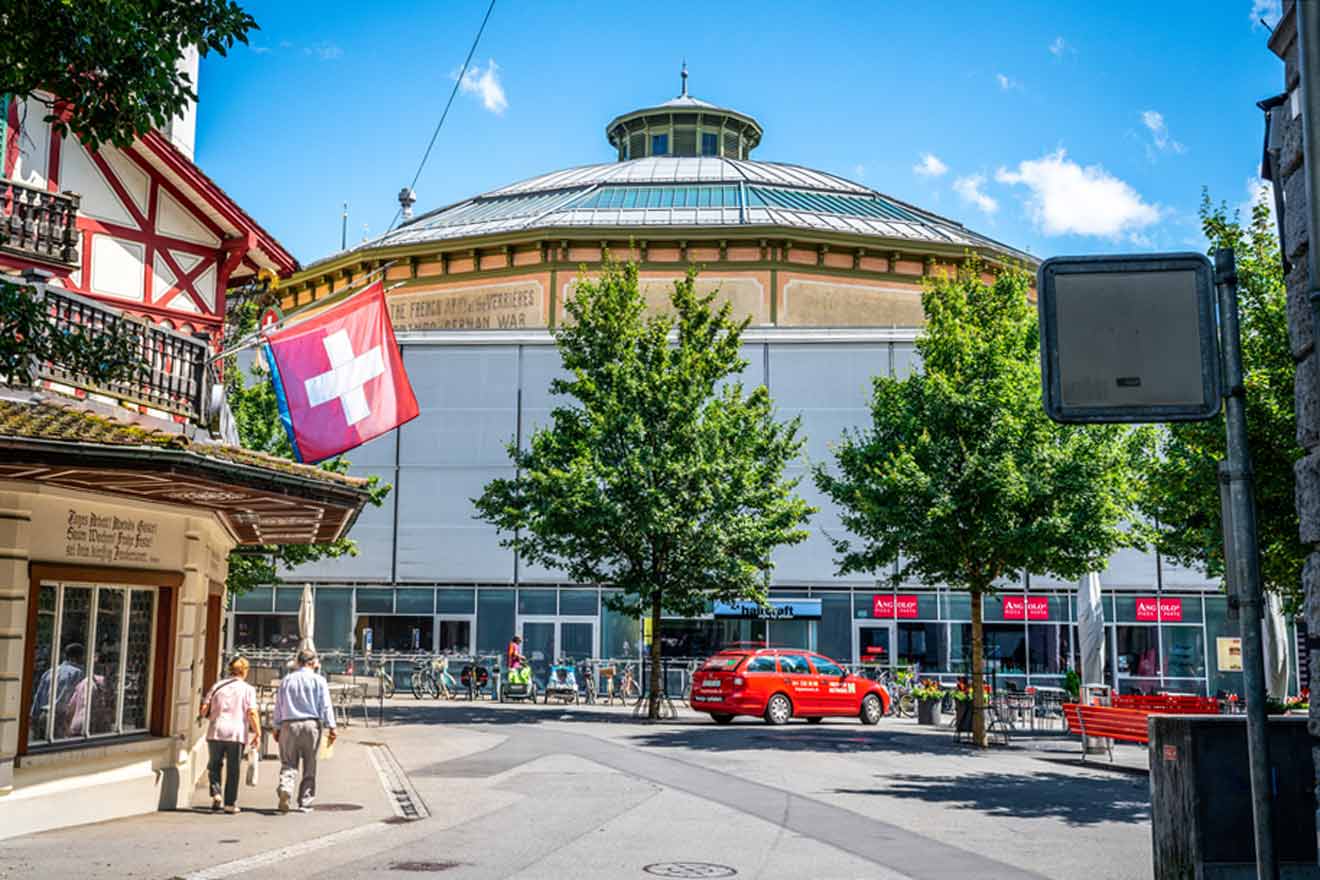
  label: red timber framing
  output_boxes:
[1,101,297,349]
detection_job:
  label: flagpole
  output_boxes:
[213,264,401,363]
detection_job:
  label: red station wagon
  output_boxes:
[690,648,891,725]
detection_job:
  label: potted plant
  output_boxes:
[1063,668,1081,702]
[952,680,992,733]
[912,680,944,725]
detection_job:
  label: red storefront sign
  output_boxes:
[1002,596,1051,621]
[1135,597,1183,622]
[872,594,919,619]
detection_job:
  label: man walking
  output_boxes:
[273,648,337,813]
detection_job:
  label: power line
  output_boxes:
[387,0,497,232]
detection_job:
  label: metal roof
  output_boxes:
[314,156,1032,266]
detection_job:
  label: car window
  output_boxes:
[779,654,810,674]
[812,657,844,676]
[745,655,777,673]
[702,656,741,671]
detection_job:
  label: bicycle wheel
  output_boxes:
[410,671,424,700]
[897,692,916,717]
[381,674,395,700]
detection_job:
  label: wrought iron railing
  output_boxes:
[13,275,212,424]
[0,179,80,268]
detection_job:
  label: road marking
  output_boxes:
[176,821,388,880]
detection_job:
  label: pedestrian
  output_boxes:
[199,656,260,815]
[273,648,337,814]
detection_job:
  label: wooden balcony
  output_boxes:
[1,179,80,268]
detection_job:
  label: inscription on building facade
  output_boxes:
[389,282,545,330]
[64,509,161,564]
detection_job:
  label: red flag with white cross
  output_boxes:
[261,281,418,463]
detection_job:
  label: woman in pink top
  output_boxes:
[200,657,260,814]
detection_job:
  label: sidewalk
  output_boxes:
[0,728,398,880]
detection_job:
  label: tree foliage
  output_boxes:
[1,0,257,149]
[475,260,813,718]
[223,292,390,597]
[1135,192,1301,611]
[0,278,143,385]
[814,260,1138,745]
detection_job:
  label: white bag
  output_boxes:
[244,747,259,787]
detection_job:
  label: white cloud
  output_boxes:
[1252,0,1282,29]
[996,73,1022,91]
[250,45,272,55]
[457,59,508,115]
[953,174,998,215]
[1049,36,1068,56]
[995,148,1161,239]
[304,42,343,61]
[1141,110,1185,157]
[913,153,948,177]
[1240,176,1275,225]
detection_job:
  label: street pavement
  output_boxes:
[0,700,1154,880]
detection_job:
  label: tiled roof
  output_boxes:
[0,396,366,489]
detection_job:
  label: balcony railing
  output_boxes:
[1,179,80,268]
[11,274,214,426]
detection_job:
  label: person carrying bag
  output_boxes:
[200,657,260,815]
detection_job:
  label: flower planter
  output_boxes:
[917,697,941,725]
[954,699,974,733]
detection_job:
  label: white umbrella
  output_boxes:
[1262,592,1289,698]
[297,583,316,654]
[1077,572,1106,689]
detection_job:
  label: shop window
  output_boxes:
[559,589,599,616]
[1115,625,1160,677]
[816,592,852,661]
[274,587,303,613]
[1162,626,1206,678]
[233,614,299,650]
[356,615,431,652]
[896,622,944,672]
[355,589,393,613]
[233,586,273,612]
[28,584,156,748]
[437,588,475,615]
[601,591,640,659]
[476,589,515,653]
[518,589,556,615]
[951,623,1026,675]
[1027,624,1074,675]
[313,589,352,651]
[396,589,435,615]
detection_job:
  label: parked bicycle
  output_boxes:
[410,660,439,699]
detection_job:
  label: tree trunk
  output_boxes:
[648,591,663,720]
[970,585,988,748]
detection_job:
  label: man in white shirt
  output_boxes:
[273,648,337,813]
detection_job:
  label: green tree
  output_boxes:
[474,260,813,719]
[1135,192,1301,611]
[0,278,142,385]
[814,260,1138,746]
[222,292,390,597]
[1,0,257,149]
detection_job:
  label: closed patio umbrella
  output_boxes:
[1077,572,1106,688]
[297,583,316,654]
[1262,592,1289,699]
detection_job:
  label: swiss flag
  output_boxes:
[261,281,418,463]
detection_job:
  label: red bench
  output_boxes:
[1063,699,1221,762]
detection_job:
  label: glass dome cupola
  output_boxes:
[605,64,764,162]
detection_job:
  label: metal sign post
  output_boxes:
[1038,248,1276,879]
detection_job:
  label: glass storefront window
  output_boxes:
[396,589,435,614]
[1118,677,1162,695]
[1027,624,1073,674]
[1160,596,1203,623]
[356,589,393,613]
[314,589,352,651]
[949,623,1027,675]
[602,591,639,659]
[274,588,303,613]
[356,615,431,652]
[982,595,1019,623]
[1162,626,1206,678]
[476,589,515,654]
[559,589,599,616]
[234,614,299,650]
[1115,625,1160,677]
[771,619,811,651]
[1204,595,1242,698]
[437,588,475,615]
[816,592,852,662]
[896,622,944,672]
[943,593,970,621]
[518,589,556,615]
[233,587,273,612]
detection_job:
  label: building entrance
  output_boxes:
[516,617,598,686]
[853,621,894,671]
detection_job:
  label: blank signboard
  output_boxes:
[1037,254,1220,423]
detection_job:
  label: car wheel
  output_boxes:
[711,713,735,725]
[764,693,792,725]
[806,716,823,724]
[860,693,883,725]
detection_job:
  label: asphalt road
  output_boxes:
[1,700,1154,880]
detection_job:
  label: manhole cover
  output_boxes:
[643,863,737,878]
[390,861,463,872]
[308,803,363,812]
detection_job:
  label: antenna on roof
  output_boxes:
[398,187,417,221]
[680,60,688,97]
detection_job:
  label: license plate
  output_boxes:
[693,695,720,703]
[702,678,721,688]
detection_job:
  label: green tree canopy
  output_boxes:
[1,0,257,149]
[223,292,390,598]
[1135,192,1301,611]
[814,260,1138,745]
[475,260,813,718]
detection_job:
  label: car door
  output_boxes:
[810,655,855,715]
[776,653,819,714]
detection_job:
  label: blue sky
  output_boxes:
[197,0,1286,266]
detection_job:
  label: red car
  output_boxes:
[689,648,891,725]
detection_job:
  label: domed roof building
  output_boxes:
[247,81,1239,703]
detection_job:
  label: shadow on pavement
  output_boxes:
[623,723,976,757]
[833,771,1151,826]
[371,700,681,728]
